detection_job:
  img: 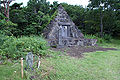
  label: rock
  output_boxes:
[26,52,33,70]
[0,60,3,64]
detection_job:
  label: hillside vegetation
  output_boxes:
[0,38,120,80]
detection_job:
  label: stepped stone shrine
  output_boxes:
[43,5,97,48]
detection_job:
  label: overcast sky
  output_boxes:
[11,0,89,7]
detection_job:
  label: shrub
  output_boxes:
[84,34,112,43]
[0,32,10,47]
[0,36,49,59]
[103,34,112,42]
[84,34,105,43]
[0,19,18,36]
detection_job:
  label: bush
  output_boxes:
[0,36,49,59]
[84,34,105,43]
[84,34,113,43]
[103,34,112,42]
[0,19,18,36]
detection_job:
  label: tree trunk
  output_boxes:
[3,0,7,17]
[6,1,9,21]
[100,10,103,37]
[2,0,13,21]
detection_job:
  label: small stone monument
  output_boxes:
[26,52,33,70]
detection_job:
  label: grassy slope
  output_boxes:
[0,39,120,80]
[0,63,22,80]
[46,50,120,80]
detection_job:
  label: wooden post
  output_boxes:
[37,56,41,69]
[21,58,23,78]
[33,55,35,64]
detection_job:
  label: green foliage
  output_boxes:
[0,32,9,46]
[51,10,58,20]
[84,34,105,43]
[1,0,120,37]
[87,0,120,36]
[0,20,18,36]
[9,2,51,36]
[1,39,120,80]
[44,10,58,28]
[27,0,50,14]
[10,9,27,23]
[103,34,112,41]
[84,34,112,43]
[23,24,38,35]
[0,13,6,19]
[61,2,120,37]
[114,20,120,35]
[61,3,85,27]
[0,36,48,59]
[0,20,17,28]
[0,13,18,36]
[49,1,59,16]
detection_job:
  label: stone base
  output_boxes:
[48,38,97,48]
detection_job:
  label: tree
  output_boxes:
[84,9,100,34]
[0,12,17,36]
[9,3,27,36]
[88,0,120,37]
[27,0,50,14]
[1,0,15,21]
[88,0,105,37]
[49,1,59,16]
[9,0,51,36]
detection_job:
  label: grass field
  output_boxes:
[0,39,120,80]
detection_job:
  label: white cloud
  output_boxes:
[11,0,89,7]
[11,0,28,6]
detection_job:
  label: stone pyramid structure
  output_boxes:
[43,5,97,48]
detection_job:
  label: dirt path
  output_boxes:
[51,46,117,58]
